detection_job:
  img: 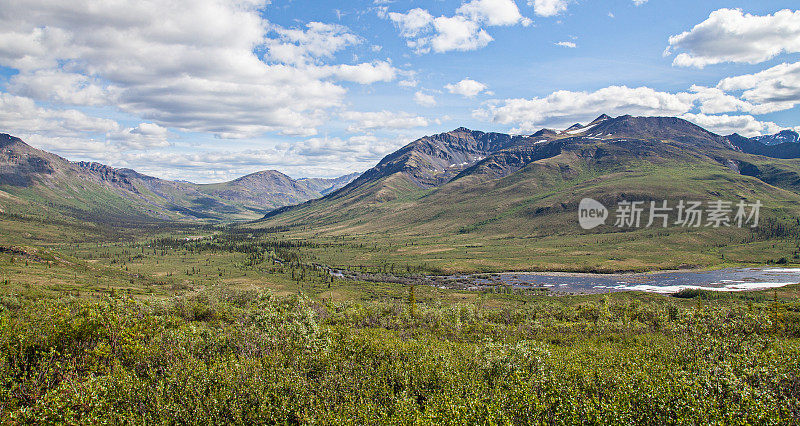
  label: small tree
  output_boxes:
[407,284,418,318]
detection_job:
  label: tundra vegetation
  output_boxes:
[1,218,800,424]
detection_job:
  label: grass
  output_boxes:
[1,214,800,423]
[3,131,800,422]
[252,148,800,273]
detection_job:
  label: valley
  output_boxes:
[3,115,800,423]
[4,2,800,422]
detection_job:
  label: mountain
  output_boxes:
[753,130,799,146]
[726,132,800,159]
[297,173,361,195]
[0,133,358,222]
[256,115,800,272]
[264,114,738,220]
[343,127,524,191]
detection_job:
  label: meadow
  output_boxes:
[1,213,800,424]
[253,158,800,274]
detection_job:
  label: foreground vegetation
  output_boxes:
[2,287,800,424]
[2,213,800,424]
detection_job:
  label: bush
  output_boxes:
[1,289,799,424]
[672,288,702,298]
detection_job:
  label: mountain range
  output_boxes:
[0,133,358,222]
[2,116,800,238]
[263,114,800,225]
[752,130,799,146]
[252,115,800,271]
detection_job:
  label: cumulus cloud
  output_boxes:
[0,92,118,138]
[414,91,437,107]
[7,70,108,106]
[688,85,789,115]
[456,0,531,26]
[666,8,800,68]
[385,0,529,53]
[317,61,397,84]
[556,41,576,48]
[477,86,695,132]
[340,110,430,132]
[717,61,800,110]
[428,16,494,53]
[398,78,419,88]
[632,0,648,5]
[445,78,489,98]
[0,92,172,159]
[529,0,569,17]
[476,82,796,136]
[107,123,171,150]
[265,22,361,65]
[389,8,434,37]
[0,0,398,140]
[112,133,415,182]
[680,113,783,137]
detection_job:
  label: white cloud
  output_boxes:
[388,8,434,37]
[477,86,697,132]
[0,92,171,158]
[12,122,416,183]
[476,83,795,136]
[340,110,430,132]
[632,0,648,5]
[680,113,783,137]
[414,91,437,107]
[429,16,494,53]
[0,92,118,138]
[265,22,362,65]
[398,78,419,88]
[111,133,408,182]
[107,123,170,150]
[689,85,789,115]
[529,0,569,17]
[7,70,108,106]
[445,78,489,98]
[556,41,576,48]
[385,1,529,54]
[667,8,800,68]
[318,61,397,84]
[456,0,531,27]
[717,61,800,110]
[0,0,398,140]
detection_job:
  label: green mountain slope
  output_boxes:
[255,115,800,272]
[0,133,358,223]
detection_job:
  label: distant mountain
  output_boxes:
[330,127,527,201]
[753,130,799,146]
[259,115,800,248]
[726,132,800,160]
[0,133,358,222]
[298,173,361,195]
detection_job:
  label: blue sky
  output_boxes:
[0,0,798,182]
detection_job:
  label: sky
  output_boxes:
[0,0,799,182]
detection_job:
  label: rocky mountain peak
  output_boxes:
[0,133,24,148]
[589,114,612,125]
[753,129,800,146]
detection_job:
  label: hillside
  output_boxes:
[255,115,800,272]
[298,173,361,195]
[0,133,358,223]
[753,130,800,146]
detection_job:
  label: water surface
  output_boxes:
[469,267,800,294]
